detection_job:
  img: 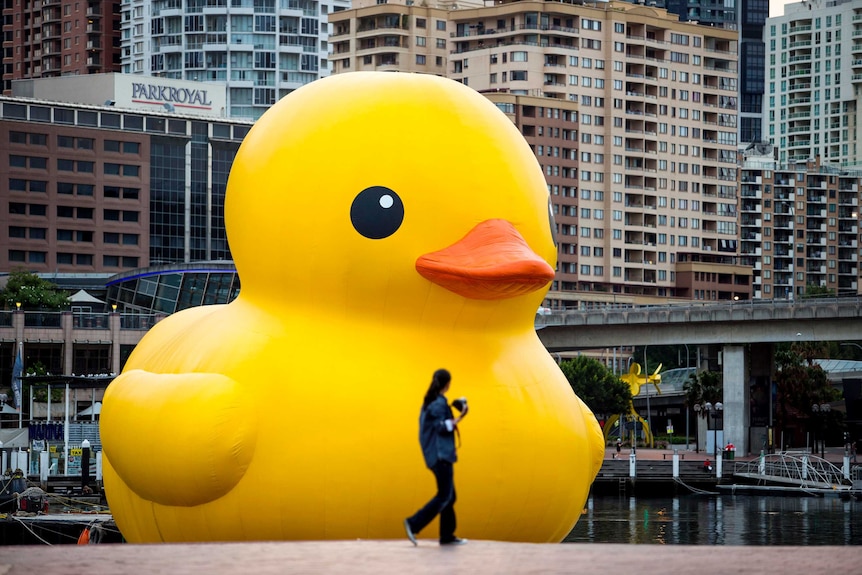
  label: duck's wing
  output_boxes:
[101,369,256,507]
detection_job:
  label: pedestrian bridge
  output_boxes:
[730,451,854,492]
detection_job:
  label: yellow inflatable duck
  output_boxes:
[101,72,604,543]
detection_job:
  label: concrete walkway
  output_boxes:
[0,540,858,574]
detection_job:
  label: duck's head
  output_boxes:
[225,72,556,323]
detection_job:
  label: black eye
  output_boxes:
[350,186,404,239]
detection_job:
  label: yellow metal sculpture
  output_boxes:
[100,72,605,544]
[604,363,663,446]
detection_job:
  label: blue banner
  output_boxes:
[11,344,22,409]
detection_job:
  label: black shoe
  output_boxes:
[440,537,468,545]
[404,519,417,546]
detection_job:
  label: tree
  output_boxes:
[802,285,834,298]
[560,356,632,419]
[773,343,842,448]
[0,269,68,310]
[683,370,722,410]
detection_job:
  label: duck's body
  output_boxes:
[102,72,604,543]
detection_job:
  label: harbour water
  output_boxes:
[565,494,861,545]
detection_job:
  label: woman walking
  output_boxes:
[404,368,469,546]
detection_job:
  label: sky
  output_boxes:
[770,0,794,17]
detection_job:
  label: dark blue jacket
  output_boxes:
[419,395,457,468]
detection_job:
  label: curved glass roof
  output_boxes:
[106,261,239,315]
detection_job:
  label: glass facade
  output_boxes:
[107,264,240,315]
[141,124,241,265]
[191,122,210,261]
[738,0,769,145]
[2,97,251,274]
[150,137,188,263]
[211,142,238,260]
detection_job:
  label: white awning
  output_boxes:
[68,289,106,305]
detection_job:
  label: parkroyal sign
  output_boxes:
[131,82,213,110]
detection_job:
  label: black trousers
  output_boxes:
[406,460,457,542]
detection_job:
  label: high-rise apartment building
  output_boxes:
[120,0,349,119]
[441,1,744,304]
[739,149,860,299]
[765,0,859,166]
[332,1,750,305]
[329,0,455,75]
[610,2,767,148]
[1,0,122,94]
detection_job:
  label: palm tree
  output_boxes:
[683,371,722,453]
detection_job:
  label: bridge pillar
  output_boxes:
[722,344,749,455]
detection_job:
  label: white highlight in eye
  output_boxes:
[379,194,394,209]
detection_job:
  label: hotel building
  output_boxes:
[120,0,350,119]
[1,73,252,275]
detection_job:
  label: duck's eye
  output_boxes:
[548,198,558,247]
[350,186,404,239]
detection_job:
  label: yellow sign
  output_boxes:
[70,448,83,456]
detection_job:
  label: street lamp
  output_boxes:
[682,344,690,450]
[81,439,91,493]
[694,403,702,453]
[714,402,724,457]
[811,403,830,458]
[703,402,723,457]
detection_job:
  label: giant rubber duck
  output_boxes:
[101,72,604,543]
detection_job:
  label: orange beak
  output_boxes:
[415,219,555,300]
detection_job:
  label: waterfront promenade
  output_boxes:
[0,539,858,574]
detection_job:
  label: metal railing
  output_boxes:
[535,294,862,322]
[731,451,852,490]
[0,311,164,331]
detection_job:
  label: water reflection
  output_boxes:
[565,495,860,545]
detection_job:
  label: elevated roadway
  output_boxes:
[536,296,862,351]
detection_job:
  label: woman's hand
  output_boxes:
[455,405,469,423]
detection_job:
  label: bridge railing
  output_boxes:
[732,451,852,488]
[535,295,862,327]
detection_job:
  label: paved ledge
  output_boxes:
[0,540,858,575]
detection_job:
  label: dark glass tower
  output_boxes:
[738,0,769,144]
